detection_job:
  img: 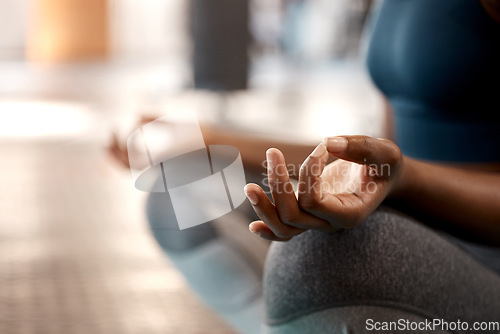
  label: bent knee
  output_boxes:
[146,191,217,252]
[263,208,460,323]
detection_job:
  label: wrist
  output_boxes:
[388,155,414,200]
[199,122,218,145]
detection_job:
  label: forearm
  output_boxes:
[389,157,500,244]
[201,123,316,176]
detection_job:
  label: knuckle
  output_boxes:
[356,136,376,162]
[283,181,295,195]
[298,196,319,211]
[280,213,298,226]
[360,136,375,152]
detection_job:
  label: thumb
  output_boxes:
[323,135,401,170]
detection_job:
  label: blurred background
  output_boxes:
[0,0,382,333]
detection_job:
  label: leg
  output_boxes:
[264,207,500,333]
[146,169,269,334]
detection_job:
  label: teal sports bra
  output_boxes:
[366,0,500,162]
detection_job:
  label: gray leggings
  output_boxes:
[146,174,500,333]
[264,208,500,333]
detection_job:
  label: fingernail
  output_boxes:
[324,137,348,153]
[310,143,327,158]
[249,224,261,236]
[244,185,258,205]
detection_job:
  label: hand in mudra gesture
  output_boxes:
[244,136,403,241]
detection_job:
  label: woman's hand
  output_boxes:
[244,136,404,241]
[107,115,165,169]
[107,115,202,170]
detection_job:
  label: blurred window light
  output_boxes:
[0,99,93,139]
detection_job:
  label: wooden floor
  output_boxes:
[0,140,235,333]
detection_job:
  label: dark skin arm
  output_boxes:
[382,93,500,243]
[108,116,317,177]
[201,123,317,176]
[390,158,500,245]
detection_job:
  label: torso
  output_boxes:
[367,0,500,163]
